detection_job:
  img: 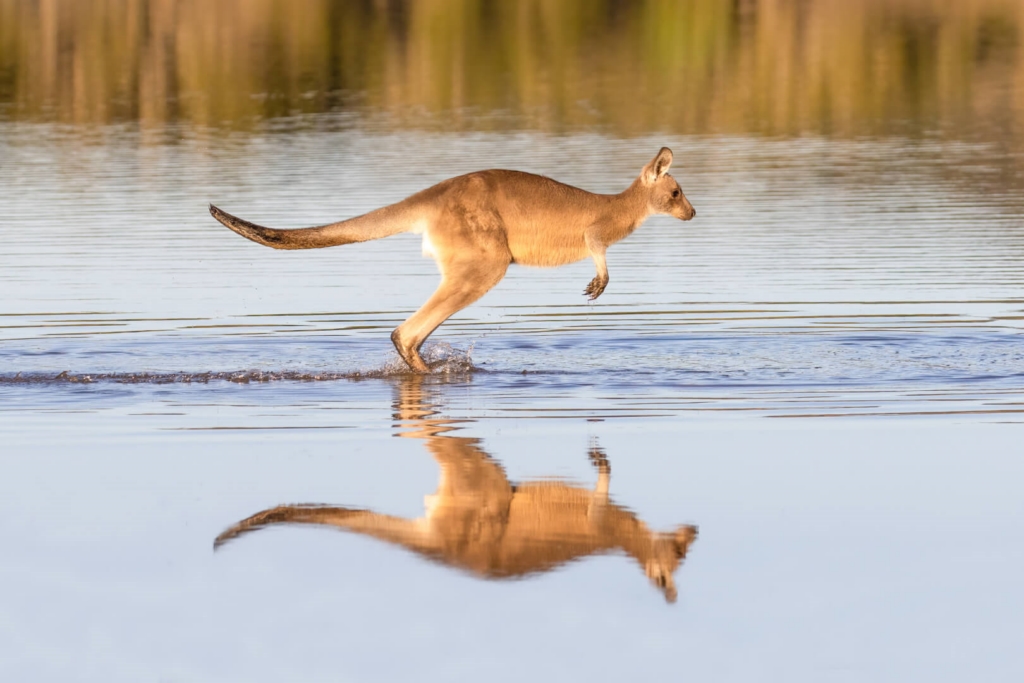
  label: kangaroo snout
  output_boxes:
[675,204,695,221]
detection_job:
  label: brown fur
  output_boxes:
[214,376,699,603]
[210,148,696,372]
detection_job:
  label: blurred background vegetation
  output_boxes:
[0,0,1021,139]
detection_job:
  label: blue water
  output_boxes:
[3,123,1024,681]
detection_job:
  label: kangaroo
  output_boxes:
[209,147,696,372]
[213,376,699,602]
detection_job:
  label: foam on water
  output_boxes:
[0,341,478,385]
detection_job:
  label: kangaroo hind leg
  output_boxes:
[392,201,512,372]
[392,254,508,372]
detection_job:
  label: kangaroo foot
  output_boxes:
[391,329,430,373]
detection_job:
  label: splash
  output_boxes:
[371,342,477,378]
[0,343,478,385]
[0,369,353,385]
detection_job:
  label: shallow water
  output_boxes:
[4,2,1024,677]
[3,126,1024,417]
[3,120,1024,681]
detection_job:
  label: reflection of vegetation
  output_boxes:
[1,0,1021,139]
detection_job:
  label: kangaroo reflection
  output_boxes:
[214,375,698,602]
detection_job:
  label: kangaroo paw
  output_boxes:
[588,444,610,473]
[583,275,608,301]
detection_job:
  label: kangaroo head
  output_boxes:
[644,524,699,603]
[640,147,696,222]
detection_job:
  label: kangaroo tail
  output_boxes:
[213,503,439,559]
[209,203,416,250]
[213,504,367,550]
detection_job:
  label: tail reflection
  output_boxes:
[214,375,698,603]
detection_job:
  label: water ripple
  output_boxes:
[2,127,1024,420]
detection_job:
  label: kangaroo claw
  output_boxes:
[584,275,608,301]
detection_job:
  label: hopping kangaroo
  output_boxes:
[210,147,696,372]
[214,376,699,602]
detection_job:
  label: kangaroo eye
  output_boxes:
[671,189,680,199]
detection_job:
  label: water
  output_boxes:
[4,127,1023,416]
[4,2,1024,681]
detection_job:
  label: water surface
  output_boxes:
[3,126,1023,416]
[3,2,1024,681]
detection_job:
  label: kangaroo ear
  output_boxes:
[643,147,674,183]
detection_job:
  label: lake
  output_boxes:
[2,2,1024,681]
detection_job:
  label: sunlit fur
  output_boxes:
[214,375,699,603]
[210,147,695,372]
